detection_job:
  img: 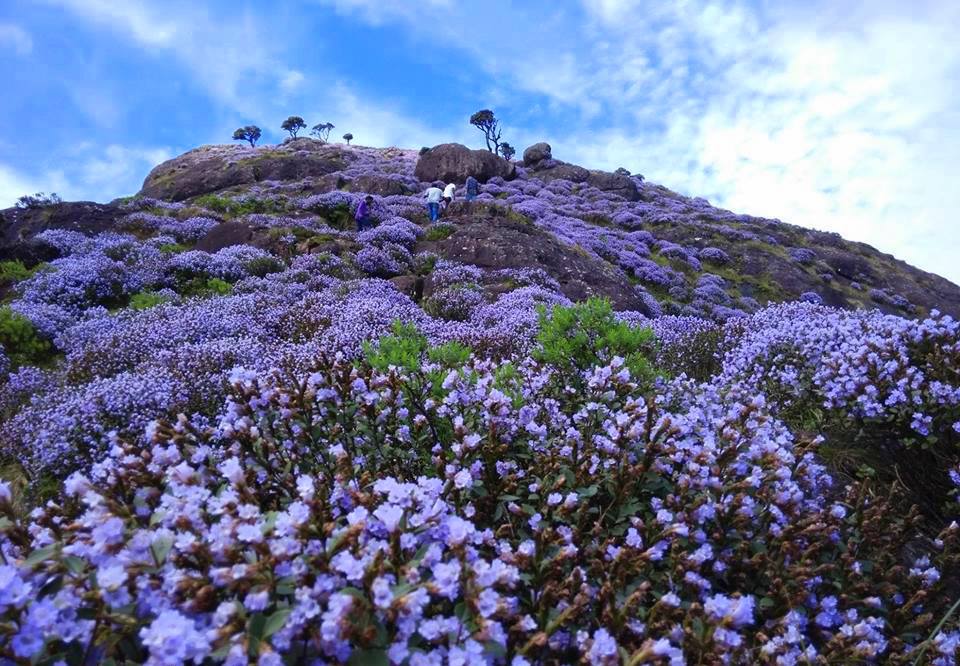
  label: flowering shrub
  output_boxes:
[3,141,960,663]
[789,247,817,265]
[698,247,731,265]
[2,321,959,663]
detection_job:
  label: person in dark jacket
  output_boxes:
[465,175,479,202]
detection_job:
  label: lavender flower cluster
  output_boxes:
[1,349,958,663]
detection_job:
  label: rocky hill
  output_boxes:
[2,137,960,663]
[2,137,958,319]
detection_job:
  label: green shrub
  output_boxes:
[158,243,190,254]
[427,340,472,367]
[129,291,172,311]
[0,260,33,285]
[364,322,427,373]
[320,204,355,232]
[245,256,285,277]
[424,223,455,241]
[535,297,658,386]
[0,306,51,368]
[191,194,287,218]
[364,322,475,375]
[177,277,233,298]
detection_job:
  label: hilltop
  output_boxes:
[2,137,958,319]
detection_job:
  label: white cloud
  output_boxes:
[0,164,42,209]
[552,2,960,285]
[317,0,960,283]
[44,0,288,111]
[0,23,33,55]
[280,70,306,93]
[0,144,173,208]
[75,144,173,195]
[318,0,451,25]
[317,82,471,149]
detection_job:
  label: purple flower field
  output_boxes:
[1,142,959,663]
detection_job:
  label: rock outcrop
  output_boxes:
[140,139,350,201]
[522,142,552,166]
[414,143,516,184]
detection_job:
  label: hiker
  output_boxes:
[464,175,479,202]
[424,184,443,222]
[355,195,374,231]
[443,182,456,210]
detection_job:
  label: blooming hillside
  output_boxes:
[0,139,959,663]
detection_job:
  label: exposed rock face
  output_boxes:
[534,162,589,183]
[414,143,516,184]
[585,170,639,200]
[0,202,122,264]
[522,142,552,166]
[344,175,409,197]
[195,221,255,253]
[526,159,640,201]
[140,140,350,201]
[425,207,654,314]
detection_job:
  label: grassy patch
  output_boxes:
[129,291,172,311]
[191,194,288,218]
[0,305,52,368]
[177,277,234,298]
[424,223,455,241]
[0,260,35,286]
[158,243,190,254]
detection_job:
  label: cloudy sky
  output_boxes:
[1,0,958,283]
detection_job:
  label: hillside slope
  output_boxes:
[2,137,958,318]
[1,138,960,663]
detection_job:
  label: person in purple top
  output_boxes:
[354,195,374,231]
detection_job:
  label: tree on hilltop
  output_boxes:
[342,133,353,145]
[232,125,261,147]
[281,116,306,138]
[15,192,61,209]
[469,109,502,154]
[499,142,516,161]
[311,122,335,143]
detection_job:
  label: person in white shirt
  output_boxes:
[424,185,444,222]
[442,182,456,210]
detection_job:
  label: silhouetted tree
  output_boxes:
[232,125,261,147]
[311,122,335,143]
[281,116,306,138]
[342,133,353,145]
[419,147,431,156]
[469,109,502,154]
[15,192,61,209]
[499,142,516,161]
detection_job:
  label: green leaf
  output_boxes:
[63,555,87,575]
[264,608,291,638]
[391,583,414,598]
[247,612,266,655]
[340,587,368,600]
[24,544,58,568]
[276,576,296,596]
[151,536,174,565]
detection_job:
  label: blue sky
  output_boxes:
[1,0,959,284]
